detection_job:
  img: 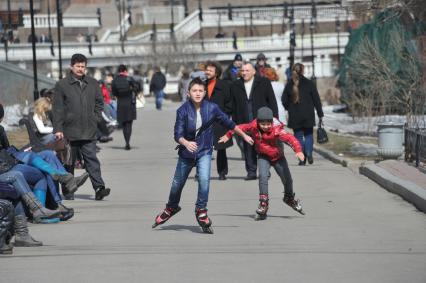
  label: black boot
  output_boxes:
[95,187,111,201]
[21,193,61,223]
[13,215,43,247]
[0,200,14,254]
[52,173,78,195]
[57,203,74,221]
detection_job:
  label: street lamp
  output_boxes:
[56,0,63,79]
[288,4,295,70]
[47,0,55,56]
[198,0,203,21]
[7,0,11,29]
[249,9,253,37]
[115,0,125,53]
[336,17,341,67]
[169,0,176,51]
[29,0,39,100]
[281,2,288,34]
[301,19,305,59]
[228,3,233,21]
[310,0,317,83]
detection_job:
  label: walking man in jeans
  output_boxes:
[53,53,111,201]
[150,66,167,110]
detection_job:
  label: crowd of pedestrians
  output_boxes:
[1,51,325,250]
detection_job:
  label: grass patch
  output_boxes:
[315,131,378,161]
[7,128,30,149]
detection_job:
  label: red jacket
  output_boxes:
[227,119,302,162]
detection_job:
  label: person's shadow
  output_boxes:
[155,224,205,234]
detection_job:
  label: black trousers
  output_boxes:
[244,142,257,177]
[70,140,105,190]
[216,149,228,176]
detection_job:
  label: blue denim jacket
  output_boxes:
[174,100,236,159]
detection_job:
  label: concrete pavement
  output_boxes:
[1,98,425,283]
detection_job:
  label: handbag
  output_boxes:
[317,120,329,144]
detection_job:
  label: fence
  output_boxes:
[405,128,426,167]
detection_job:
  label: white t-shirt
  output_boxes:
[244,77,254,100]
[33,114,53,134]
[195,109,202,135]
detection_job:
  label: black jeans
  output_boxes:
[70,140,105,190]
[216,149,228,176]
[258,156,293,197]
[244,142,257,177]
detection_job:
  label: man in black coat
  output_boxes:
[53,53,110,201]
[205,61,233,180]
[230,62,278,180]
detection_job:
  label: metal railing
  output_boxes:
[405,127,426,167]
[22,14,100,28]
[0,32,348,62]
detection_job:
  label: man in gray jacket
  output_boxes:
[53,53,110,200]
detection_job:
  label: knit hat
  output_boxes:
[234,53,243,61]
[257,107,273,121]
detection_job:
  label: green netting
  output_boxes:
[338,9,425,116]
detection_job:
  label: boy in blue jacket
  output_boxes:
[152,78,252,233]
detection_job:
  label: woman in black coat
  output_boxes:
[282,63,324,165]
[111,65,138,150]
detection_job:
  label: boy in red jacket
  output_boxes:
[220,107,305,220]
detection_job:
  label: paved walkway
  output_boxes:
[1,99,425,283]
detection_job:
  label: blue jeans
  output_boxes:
[11,164,62,204]
[40,134,56,145]
[0,171,33,196]
[11,164,47,192]
[293,127,314,157]
[154,90,164,110]
[167,154,212,210]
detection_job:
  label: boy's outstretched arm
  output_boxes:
[219,123,253,145]
[278,129,305,161]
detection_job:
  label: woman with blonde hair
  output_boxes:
[33,97,56,145]
[282,63,324,165]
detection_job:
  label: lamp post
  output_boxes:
[281,2,288,34]
[4,39,8,62]
[56,0,63,79]
[289,4,295,70]
[198,0,203,21]
[336,17,341,67]
[47,0,55,56]
[310,0,316,83]
[301,19,305,59]
[29,0,39,101]
[169,0,176,50]
[249,9,253,37]
[7,0,12,29]
[183,0,188,17]
[228,3,233,21]
[115,0,125,53]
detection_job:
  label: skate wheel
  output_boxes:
[254,214,267,221]
[202,226,214,234]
